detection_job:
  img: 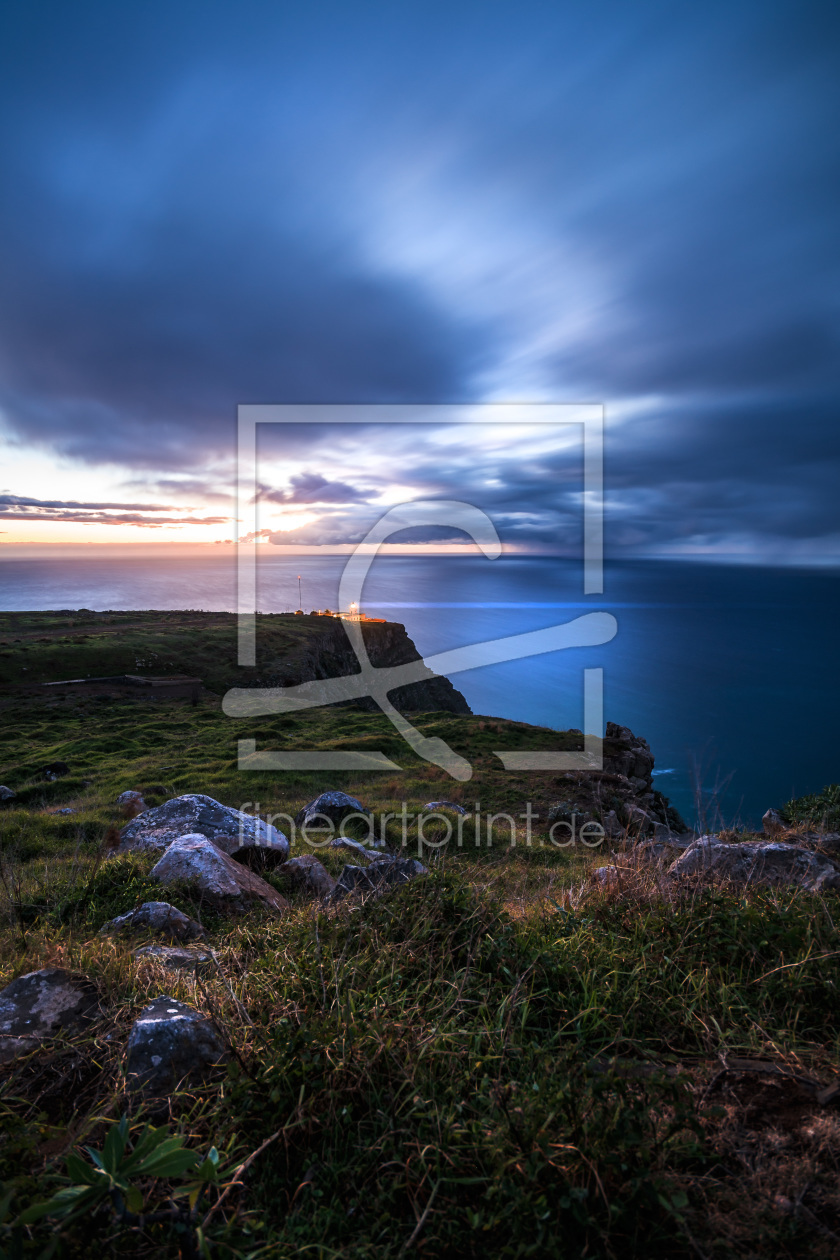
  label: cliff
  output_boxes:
[248,616,472,714]
[0,610,471,715]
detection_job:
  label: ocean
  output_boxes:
[1,550,838,828]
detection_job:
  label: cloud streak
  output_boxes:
[0,2,837,558]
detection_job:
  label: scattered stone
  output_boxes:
[119,793,289,860]
[117,789,146,817]
[149,834,290,915]
[133,945,213,971]
[280,854,337,899]
[593,867,623,888]
[330,857,428,903]
[294,791,370,831]
[100,901,207,942]
[630,839,683,866]
[547,801,585,826]
[805,832,840,855]
[667,839,840,892]
[0,786,15,802]
[0,968,99,1064]
[43,760,70,781]
[126,996,227,1094]
[55,808,75,815]
[422,800,467,815]
[763,808,786,836]
[328,836,376,861]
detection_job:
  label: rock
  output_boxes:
[294,792,370,831]
[149,834,290,914]
[117,789,146,817]
[133,945,213,971]
[119,793,289,861]
[601,810,623,838]
[603,723,654,786]
[547,801,585,826]
[368,857,428,886]
[280,854,337,899]
[807,832,840,855]
[43,760,70,780]
[330,864,376,901]
[623,805,653,834]
[422,800,467,815]
[328,836,376,861]
[100,901,207,942]
[330,857,428,903]
[667,839,840,892]
[0,969,99,1064]
[126,996,227,1094]
[630,839,683,866]
[593,866,624,888]
[55,808,75,816]
[762,808,786,836]
[0,786,15,802]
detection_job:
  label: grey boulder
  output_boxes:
[667,838,840,892]
[330,857,428,903]
[0,968,98,1064]
[150,834,290,915]
[280,854,337,899]
[328,836,377,861]
[119,793,289,861]
[422,800,467,815]
[0,786,15,802]
[100,901,207,942]
[133,945,213,971]
[126,997,227,1094]
[294,792,370,830]
[117,789,146,816]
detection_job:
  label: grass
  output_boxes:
[1,614,839,1257]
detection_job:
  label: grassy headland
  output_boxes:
[1,612,839,1258]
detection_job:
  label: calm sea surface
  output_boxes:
[1,552,838,827]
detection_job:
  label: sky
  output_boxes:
[0,0,838,560]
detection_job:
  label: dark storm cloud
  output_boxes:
[258,472,381,505]
[0,0,838,555]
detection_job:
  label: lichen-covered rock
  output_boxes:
[0,969,98,1064]
[667,839,840,891]
[329,857,428,903]
[100,901,207,942]
[133,945,213,971]
[149,834,290,914]
[119,793,288,860]
[422,800,467,815]
[0,786,15,802]
[126,997,227,1093]
[280,854,337,899]
[294,792,370,830]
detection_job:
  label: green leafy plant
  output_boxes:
[18,1116,222,1257]
[782,782,840,830]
